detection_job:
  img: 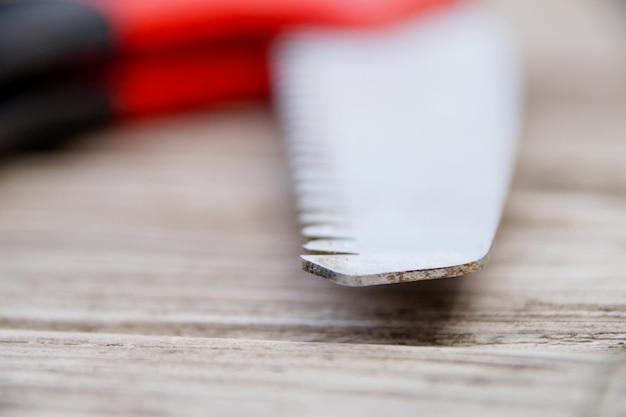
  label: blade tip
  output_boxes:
[301,252,490,287]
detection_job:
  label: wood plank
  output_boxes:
[1,330,624,417]
[0,0,625,415]
[0,105,624,350]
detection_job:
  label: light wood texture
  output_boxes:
[1,1,625,416]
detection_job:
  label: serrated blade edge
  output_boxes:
[273,4,522,286]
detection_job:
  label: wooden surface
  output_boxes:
[1,1,625,416]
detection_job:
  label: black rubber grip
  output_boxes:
[0,83,114,152]
[0,0,113,92]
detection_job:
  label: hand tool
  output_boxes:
[0,0,522,286]
[1,37,271,150]
[0,0,450,150]
[274,3,522,286]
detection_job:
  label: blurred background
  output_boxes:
[0,0,625,416]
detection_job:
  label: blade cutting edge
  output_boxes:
[273,3,522,286]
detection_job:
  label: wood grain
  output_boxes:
[1,330,624,417]
[1,1,625,416]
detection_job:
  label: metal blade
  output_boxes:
[273,4,522,286]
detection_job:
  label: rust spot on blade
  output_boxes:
[383,260,484,284]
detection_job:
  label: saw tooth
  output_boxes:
[297,195,347,212]
[291,170,336,183]
[302,224,354,239]
[294,181,341,197]
[276,33,360,258]
[288,149,322,162]
[303,239,359,254]
[299,211,349,225]
[288,143,325,155]
[289,159,331,173]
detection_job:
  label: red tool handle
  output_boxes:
[102,0,456,116]
[108,36,271,117]
[89,0,456,53]
[0,0,458,150]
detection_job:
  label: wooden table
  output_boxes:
[1,1,625,416]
